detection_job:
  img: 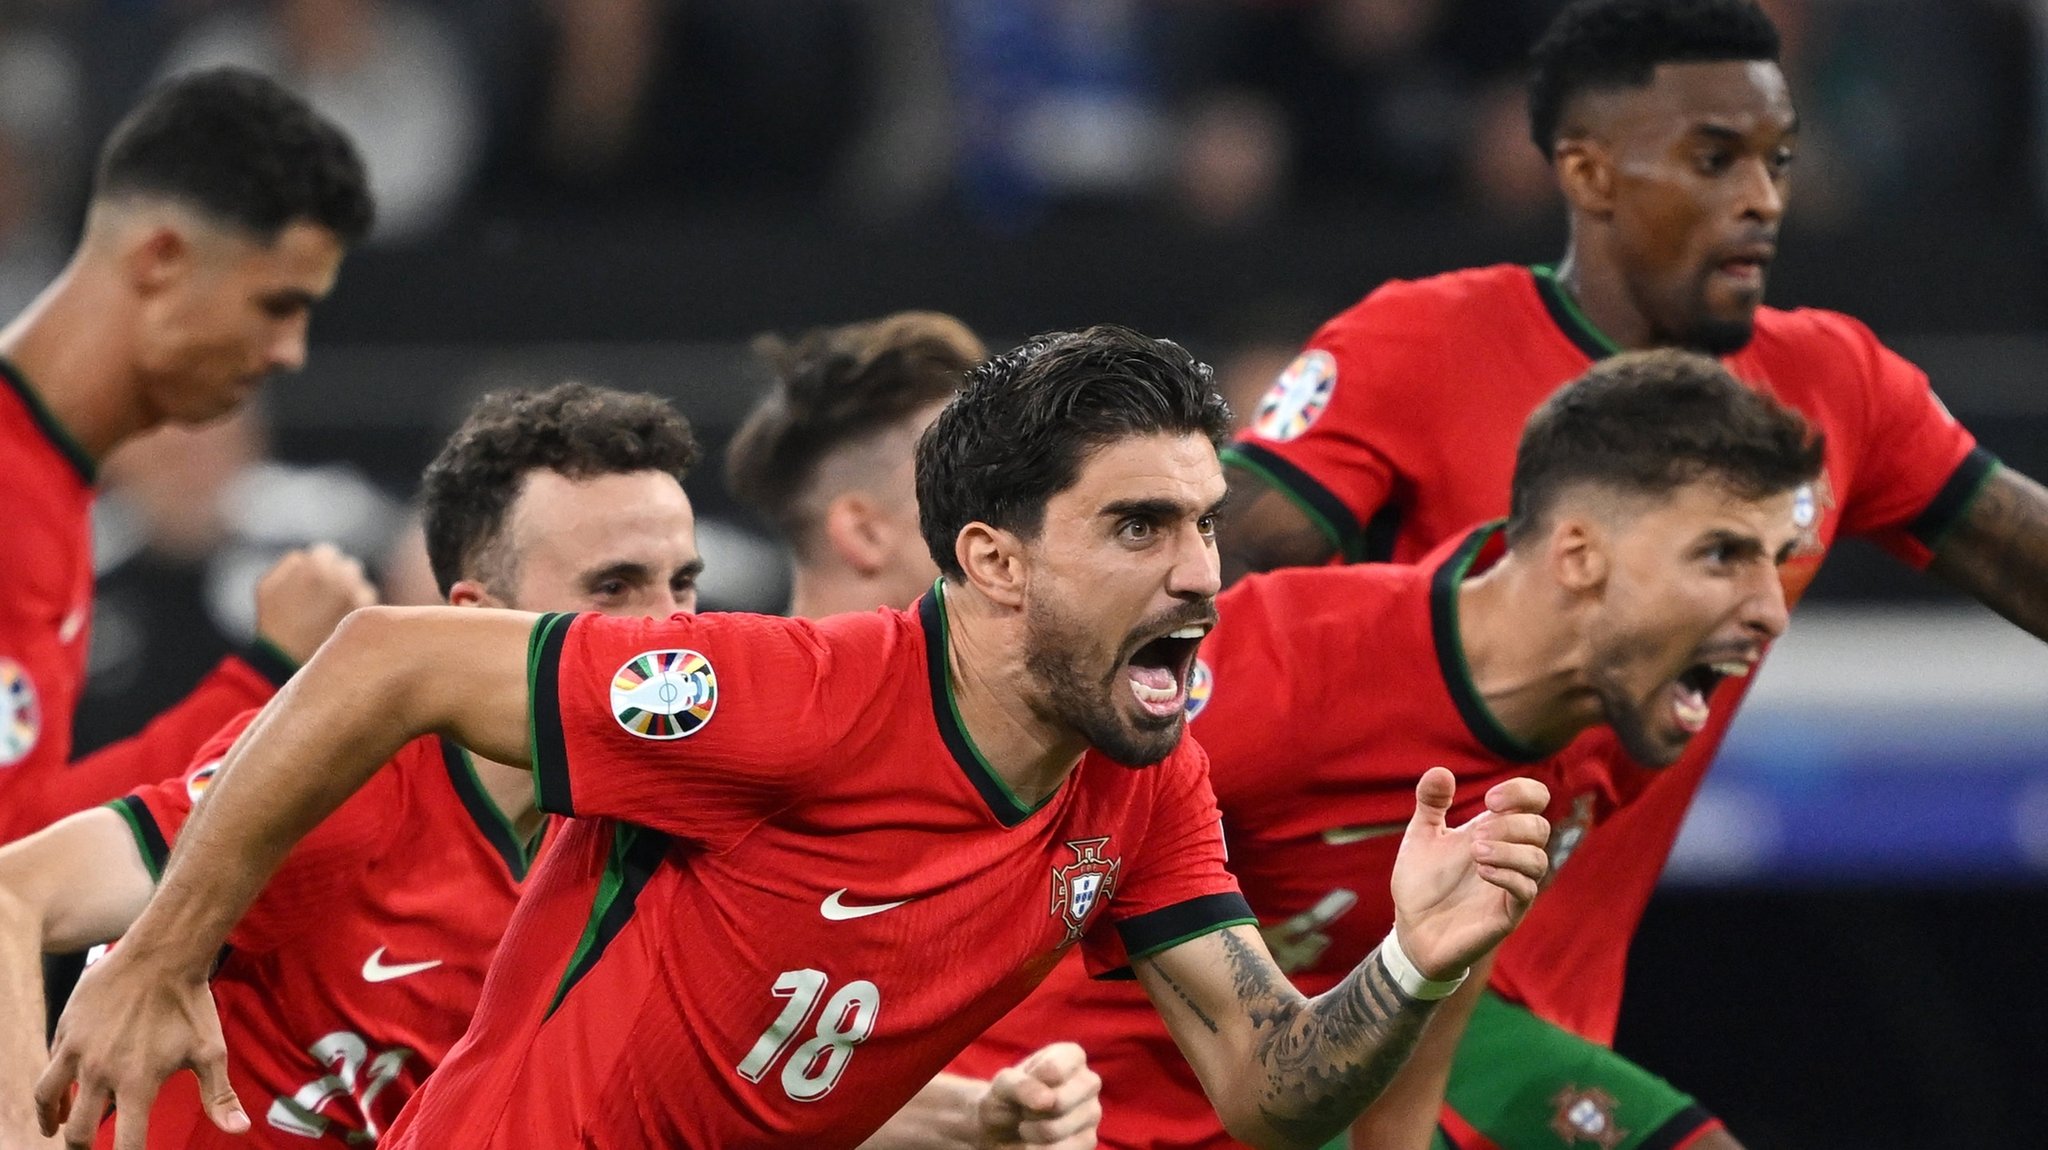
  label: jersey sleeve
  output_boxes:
[60,647,290,825]
[1080,740,1254,976]
[1220,307,1423,562]
[105,709,258,884]
[1827,314,1995,568]
[527,610,856,850]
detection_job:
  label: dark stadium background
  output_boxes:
[12,0,2044,1144]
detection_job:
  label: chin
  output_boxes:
[1683,314,1758,357]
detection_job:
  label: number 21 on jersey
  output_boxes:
[736,968,882,1102]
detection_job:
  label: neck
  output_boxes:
[939,584,1086,810]
[1456,550,1606,753]
[1554,237,1658,352]
[0,257,153,461]
[787,566,912,621]
[471,753,545,841]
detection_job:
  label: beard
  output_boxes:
[1021,594,1192,767]
[1682,313,1757,357]
[1590,666,1686,769]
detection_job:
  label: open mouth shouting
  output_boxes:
[1667,650,1759,735]
[1121,622,1213,720]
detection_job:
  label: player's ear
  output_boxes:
[1554,134,1615,218]
[1549,515,1607,594]
[823,493,888,577]
[956,522,1026,609]
[448,579,502,609]
[125,221,194,297]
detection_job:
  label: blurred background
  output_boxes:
[12,0,2045,1142]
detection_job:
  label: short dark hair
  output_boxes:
[95,67,374,244]
[1528,0,1780,156]
[1506,348,1823,545]
[916,325,1233,580]
[727,312,985,553]
[420,382,701,596]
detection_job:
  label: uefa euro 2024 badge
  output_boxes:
[0,659,40,767]
[610,649,718,740]
[1251,350,1337,443]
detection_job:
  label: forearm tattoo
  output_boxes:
[1221,931,1437,1144]
[1929,469,2048,641]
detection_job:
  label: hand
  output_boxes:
[253,544,377,666]
[1389,768,1550,981]
[976,1042,1101,1149]
[32,949,247,1150]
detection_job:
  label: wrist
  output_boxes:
[1377,928,1467,1000]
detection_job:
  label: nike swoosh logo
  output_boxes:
[362,947,443,983]
[820,889,912,921]
[1319,822,1406,846]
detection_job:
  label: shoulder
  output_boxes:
[1748,305,1894,369]
[1217,563,1417,642]
[1318,264,1533,342]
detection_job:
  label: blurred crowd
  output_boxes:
[0,0,2039,307]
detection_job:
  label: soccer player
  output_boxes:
[0,67,374,842]
[0,382,705,1146]
[1215,1,2048,1146]
[38,326,1553,1150]
[956,351,1821,1149]
[727,310,987,617]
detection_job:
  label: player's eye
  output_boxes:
[1196,513,1218,539]
[1118,518,1155,544]
[595,579,628,598]
[1769,148,1796,177]
[1694,150,1733,176]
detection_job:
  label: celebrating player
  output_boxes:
[0,382,703,1146]
[37,326,1551,1150]
[1215,1,2048,1146]
[957,351,1822,1149]
[0,68,374,843]
[727,310,987,617]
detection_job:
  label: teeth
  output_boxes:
[1710,661,1752,678]
[1130,679,1179,705]
[1167,625,1207,639]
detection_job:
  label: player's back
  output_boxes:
[389,597,1247,1149]
[103,725,542,1147]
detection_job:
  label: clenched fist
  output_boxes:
[253,544,377,666]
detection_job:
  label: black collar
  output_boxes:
[1428,523,1549,763]
[918,583,1060,828]
[0,357,95,485]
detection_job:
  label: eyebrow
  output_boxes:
[1100,496,1228,522]
[1689,115,1799,145]
[261,287,321,310]
[581,558,706,585]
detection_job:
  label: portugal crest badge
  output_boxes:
[1050,837,1120,945]
[1550,1085,1628,1149]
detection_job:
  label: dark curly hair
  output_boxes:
[1506,348,1823,546]
[1528,0,1780,156]
[726,312,984,555]
[96,67,374,243]
[916,325,1232,580]
[420,382,701,595]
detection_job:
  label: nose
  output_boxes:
[1744,564,1791,641]
[1739,157,1786,226]
[1169,521,1223,601]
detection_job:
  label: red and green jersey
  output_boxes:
[102,713,542,1147]
[1225,263,1991,1042]
[0,360,288,843]
[953,525,1597,1149]
[386,589,1251,1149]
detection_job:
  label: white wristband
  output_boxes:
[1377,929,1468,1001]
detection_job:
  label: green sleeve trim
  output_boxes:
[528,613,576,817]
[1910,447,2001,554]
[1221,443,1368,562]
[106,796,169,883]
[1127,915,1260,963]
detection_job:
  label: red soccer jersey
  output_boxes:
[953,525,1594,1149]
[0,360,287,842]
[1223,263,1989,1042]
[102,712,543,1147]
[385,590,1251,1149]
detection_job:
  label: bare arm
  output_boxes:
[860,1074,984,1150]
[1927,467,2048,641]
[862,1048,1101,1150]
[0,811,156,1147]
[34,605,537,1149]
[1217,465,1338,587]
[1345,953,1493,1150]
[1137,771,1550,1150]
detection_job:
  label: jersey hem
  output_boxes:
[1117,891,1258,961]
[1640,1105,1720,1150]
[108,795,170,882]
[1220,443,1368,562]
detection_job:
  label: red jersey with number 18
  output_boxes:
[1224,263,1989,1042]
[385,588,1251,1149]
[954,524,1597,1149]
[101,713,543,1147]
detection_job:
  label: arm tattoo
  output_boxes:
[1219,932,1437,1145]
[1929,468,2048,641]
[1150,963,1222,1035]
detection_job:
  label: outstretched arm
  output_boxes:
[1345,953,1493,1150]
[1927,467,2048,641]
[33,605,536,1150]
[1138,770,1550,1150]
[0,810,155,1149]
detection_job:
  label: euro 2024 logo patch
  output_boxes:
[1051,838,1120,945]
[610,649,717,740]
[1251,349,1337,443]
[1183,658,1213,720]
[0,659,40,767]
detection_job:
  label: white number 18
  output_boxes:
[735,968,882,1102]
